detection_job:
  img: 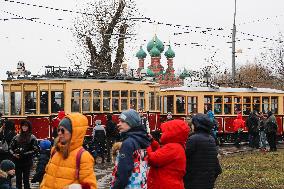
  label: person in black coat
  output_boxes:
[0,160,16,189]
[9,120,39,189]
[31,140,51,183]
[184,113,222,189]
[0,121,16,162]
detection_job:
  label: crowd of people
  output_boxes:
[233,110,278,151]
[1,107,279,188]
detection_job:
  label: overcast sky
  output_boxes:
[1,0,284,81]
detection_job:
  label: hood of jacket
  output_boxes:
[58,111,66,120]
[160,120,190,145]
[65,113,88,152]
[125,129,150,149]
[237,113,243,119]
[192,113,213,132]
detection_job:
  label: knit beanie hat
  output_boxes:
[39,140,52,150]
[59,118,72,133]
[0,160,15,172]
[119,109,141,129]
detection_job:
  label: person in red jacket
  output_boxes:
[147,120,190,189]
[233,113,245,148]
[51,111,65,139]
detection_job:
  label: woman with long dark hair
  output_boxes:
[0,120,16,162]
[9,120,38,189]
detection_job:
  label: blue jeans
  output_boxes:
[259,131,267,149]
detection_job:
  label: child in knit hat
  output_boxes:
[31,139,51,183]
[0,159,16,189]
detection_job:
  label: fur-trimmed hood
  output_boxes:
[0,169,8,178]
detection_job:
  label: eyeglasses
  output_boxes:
[57,127,65,134]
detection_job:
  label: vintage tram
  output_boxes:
[1,78,160,139]
[1,65,284,141]
[160,86,284,141]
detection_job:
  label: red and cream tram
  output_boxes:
[2,77,284,141]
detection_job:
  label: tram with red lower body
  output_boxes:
[1,77,284,142]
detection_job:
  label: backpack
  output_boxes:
[111,149,148,189]
[51,148,85,180]
[106,121,118,138]
[265,121,278,133]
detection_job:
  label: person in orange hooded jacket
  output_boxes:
[147,120,190,189]
[233,113,245,148]
[40,113,97,189]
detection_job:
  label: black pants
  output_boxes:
[16,164,32,189]
[234,131,242,148]
[106,137,115,162]
[267,132,277,151]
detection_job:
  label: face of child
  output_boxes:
[7,169,15,176]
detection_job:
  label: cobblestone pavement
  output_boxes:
[14,143,284,189]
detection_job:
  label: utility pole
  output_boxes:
[232,0,237,83]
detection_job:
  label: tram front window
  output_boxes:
[112,91,119,112]
[11,92,21,115]
[40,91,48,114]
[103,91,110,111]
[93,90,101,112]
[51,91,64,113]
[25,91,37,114]
[82,90,91,112]
[271,97,278,114]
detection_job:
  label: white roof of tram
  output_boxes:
[161,86,284,94]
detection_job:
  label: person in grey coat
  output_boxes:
[184,113,222,189]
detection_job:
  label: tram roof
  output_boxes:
[1,78,159,85]
[161,86,284,94]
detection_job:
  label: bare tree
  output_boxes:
[73,0,139,75]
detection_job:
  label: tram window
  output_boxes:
[130,90,137,110]
[243,97,251,103]
[71,90,80,112]
[138,91,145,110]
[121,99,128,111]
[121,90,128,111]
[121,90,128,97]
[243,96,251,115]
[25,91,37,114]
[93,90,101,112]
[214,96,222,115]
[4,92,9,115]
[271,97,278,114]
[40,91,48,114]
[82,90,91,112]
[243,104,251,115]
[156,94,160,111]
[234,97,242,114]
[112,91,119,112]
[188,96,197,114]
[163,95,173,114]
[103,91,111,111]
[262,97,269,113]
[204,96,212,113]
[51,91,64,113]
[149,92,155,111]
[253,97,260,112]
[224,96,232,115]
[176,96,185,114]
[11,92,21,115]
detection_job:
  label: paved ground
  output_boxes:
[14,143,284,189]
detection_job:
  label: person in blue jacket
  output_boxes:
[110,109,150,189]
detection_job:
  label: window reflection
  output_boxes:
[40,91,48,114]
[25,91,37,114]
[176,96,185,114]
[71,90,80,112]
[51,91,64,113]
[11,92,21,115]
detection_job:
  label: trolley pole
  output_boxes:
[232,0,237,83]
